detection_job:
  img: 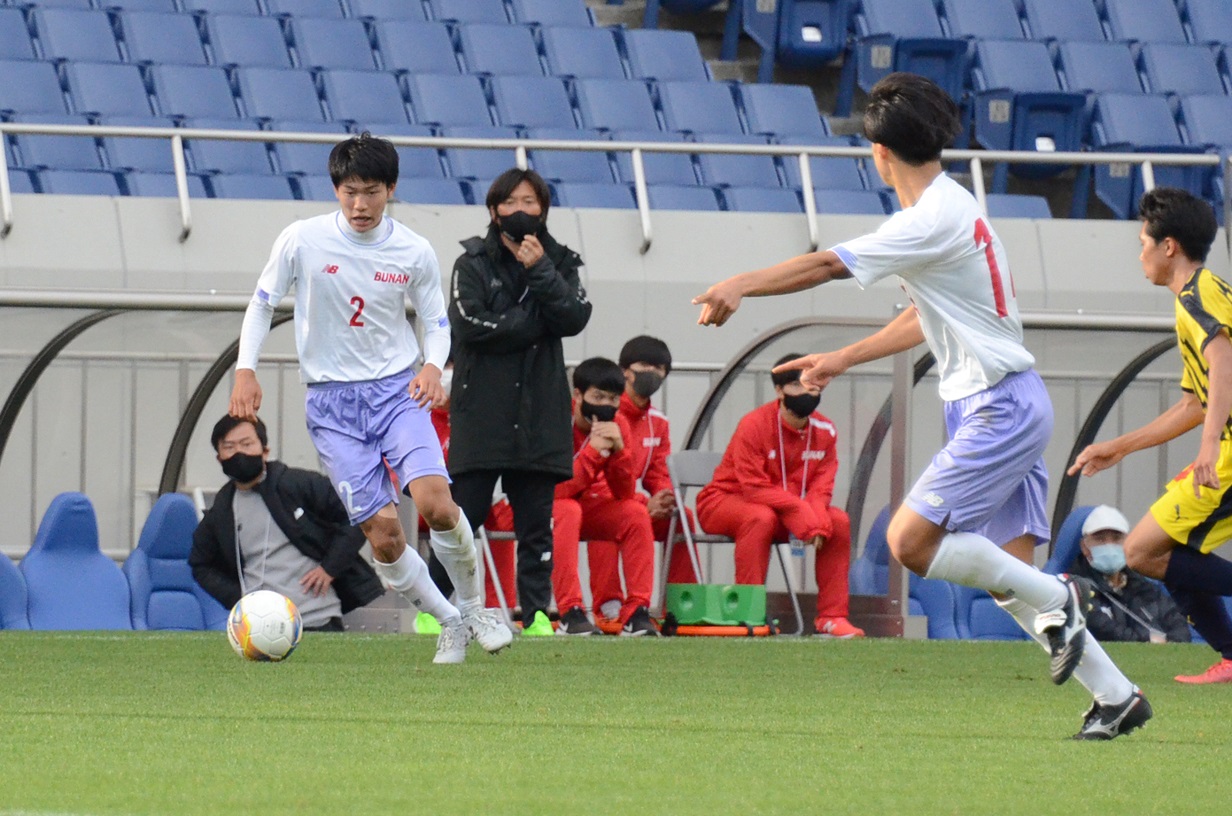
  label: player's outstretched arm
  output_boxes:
[772,308,925,389]
[1067,392,1206,478]
[1192,330,1232,491]
[694,250,852,326]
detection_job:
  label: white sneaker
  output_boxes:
[464,607,513,654]
[433,618,469,664]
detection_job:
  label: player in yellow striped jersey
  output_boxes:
[1069,187,1232,685]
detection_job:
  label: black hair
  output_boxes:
[572,357,625,396]
[486,167,551,220]
[328,132,399,188]
[771,353,806,388]
[862,73,962,166]
[1138,187,1218,263]
[210,414,268,452]
[618,335,672,374]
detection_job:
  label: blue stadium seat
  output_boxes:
[721,186,802,213]
[1139,43,1227,97]
[268,119,349,175]
[458,23,543,77]
[610,129,698,186]
[263,0,344,18]
[852,0,967,102]
[117,10,208,66]
[373,20,459,75]
[1103,0,1187,43]
[575,78,660,132]
[553,181,634,208]
[235,67,324,121]
[812,188,888,214]
[366,122,444,179]
[622,29,709,82]
[124,493,227,631]
[986,193,1052,218]
[288,17,375,71]
[1019,0,1104,41]
[124,170,211,197]
[427,0,508,25]
[1044,506,1095,574]
[349,0,429,21]
[956,587,1028,640]
[405,73,493,128]
[440,125,519,180]
[510,0,594,27]
[1179,94,1232,149]
[939,0,1024,39]
[20,493,132,629]
[38,169,124,195]
[7,169,36,194]
[1056,40,1142,96]
[297,173,339,201]
[657,81,742,135]
[1184,0,1232,46]
[849,505,890,595]
[204,13,292,69]
[0,60,67,117]
[646,183,720,211]
[778,135,866,191]
[24,0,94,7]
[97,114,176,172]
[907,573,961,639]
[320,69,410,125]
[774,0,856,68]
[0,552,30,630]
[107,0,181,10]
[64,62,153,117]
[525,127,612,183]
[31,8,121,62]
[183,117,272,174]
[9,114,102,171]
[209,172,295,199]
[395,176,468,205]
[738,83,829,140]
[491,75,576,130]
[540,26,625,80]
[694,132,780,188]
[0,8,36,60]
[184,0,260,12]
[150,64,239,119]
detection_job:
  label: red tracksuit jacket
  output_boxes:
[554,409,638,502]
[616,392,673,500]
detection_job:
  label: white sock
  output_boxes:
[925,532,1067,611]
[998,597,1135,706]
[373,546,460,624]
[600,599,621,620]
[429,508,482,615]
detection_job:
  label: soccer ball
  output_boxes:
[227,590,303,662]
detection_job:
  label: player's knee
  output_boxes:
[553,499,582,527]
[360,512,403,561]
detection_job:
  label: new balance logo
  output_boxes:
[321,264,339,274]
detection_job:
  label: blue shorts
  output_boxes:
[305,369,450,525]
[904,369,1052,547]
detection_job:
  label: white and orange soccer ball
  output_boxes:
[227,590,303,662]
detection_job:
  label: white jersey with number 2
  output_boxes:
[831,173,1034,402]
[240,211,450,385]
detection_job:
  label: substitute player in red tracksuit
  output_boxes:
[696,353,863,638]
[588,336,699,631]
[552,357,658,635]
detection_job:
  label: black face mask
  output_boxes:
[581,401,618,423]
[631,370,665,399]
[221,451,264,483]
[782,392,821,419]
[498,210,543,243]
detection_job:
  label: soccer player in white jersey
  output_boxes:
[229,133,512,664]
[693,73,1150,739]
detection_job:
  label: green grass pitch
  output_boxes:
[0,632,1227,815]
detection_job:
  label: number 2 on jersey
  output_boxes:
[973,218,1012,318]
[349,296,365,327]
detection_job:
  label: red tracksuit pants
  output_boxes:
[552,496,655,623]
[587,508,700,615]
[698,498,852,619]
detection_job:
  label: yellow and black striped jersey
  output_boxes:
[1176,268,1232,435]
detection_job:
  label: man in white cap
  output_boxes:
[1072,506,1190,645]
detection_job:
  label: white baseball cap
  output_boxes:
[1082,505,1130,536]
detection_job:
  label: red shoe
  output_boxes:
[815,617,865,638]
[1175,658,1232,684]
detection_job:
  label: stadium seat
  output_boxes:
[1044,505,1095,575]
[1179,94,1232,149]
[1104,0,1187,43]
[405,74,493,128]
[367,122,444,179]
[1056,40,1142,96]
[657,81,743,135]
[0,552,30,630]
[124,492,227,631]
[621,29,709,82]
[108,0,180,10]
[0,60,67,117]
[38,169,124,195]
[263,0,344,18]
[610,129,698,186]
[349,0,429,22]
[457,23,543,77]
[1019,0,1104,41]
[778,135,866,191]
[721,186,802,213]
[20,492,132,630]
[1139,43,1227,97]
[647,183,720,210]
[124,170,211,198]
[553,181,635,209]
[491,75,576,130]
[31,8,121,62]
[957,587,1028,640]
[297,173,341,201]
[524,127,612,183]
[235,67,324,122]
[1184,0,1232,46]
[395,177,468,205]
[204,13,292,69]
[738,83,829,140]
[851,0,967,102]
[510,0,594,27]
[907,573,961,639]
[320,69,410,125]
[64,62,153,117]
[98,114,177,173]
[183,0,261,12]
[372,20,459,75]
[7,169,36,194]
[0,8,37,61]
[813,188,888,214]
[694,133,781,188]
[208,172,295,199]
[11,115,103,171]
[288,18,376,71]
[575,78,660,132]
[439,125,520,181]
[774,0,856,69]
[427,0,508,25]
[986,193,1052,219]
[939,0,1024,39]
[117,10,208,66]
[150,65,240,119]
[268,119,349,176]
[539,26,625,80]
[183,117,271,174]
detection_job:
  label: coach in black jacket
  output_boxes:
[443,167,592,631]
[190,415,382,625]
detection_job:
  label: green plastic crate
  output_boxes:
[665,583,766,626]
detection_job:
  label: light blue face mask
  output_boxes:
[1089,543,1127,575]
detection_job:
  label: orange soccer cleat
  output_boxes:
[1175,658,1232,685]
[815,617,865,638]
